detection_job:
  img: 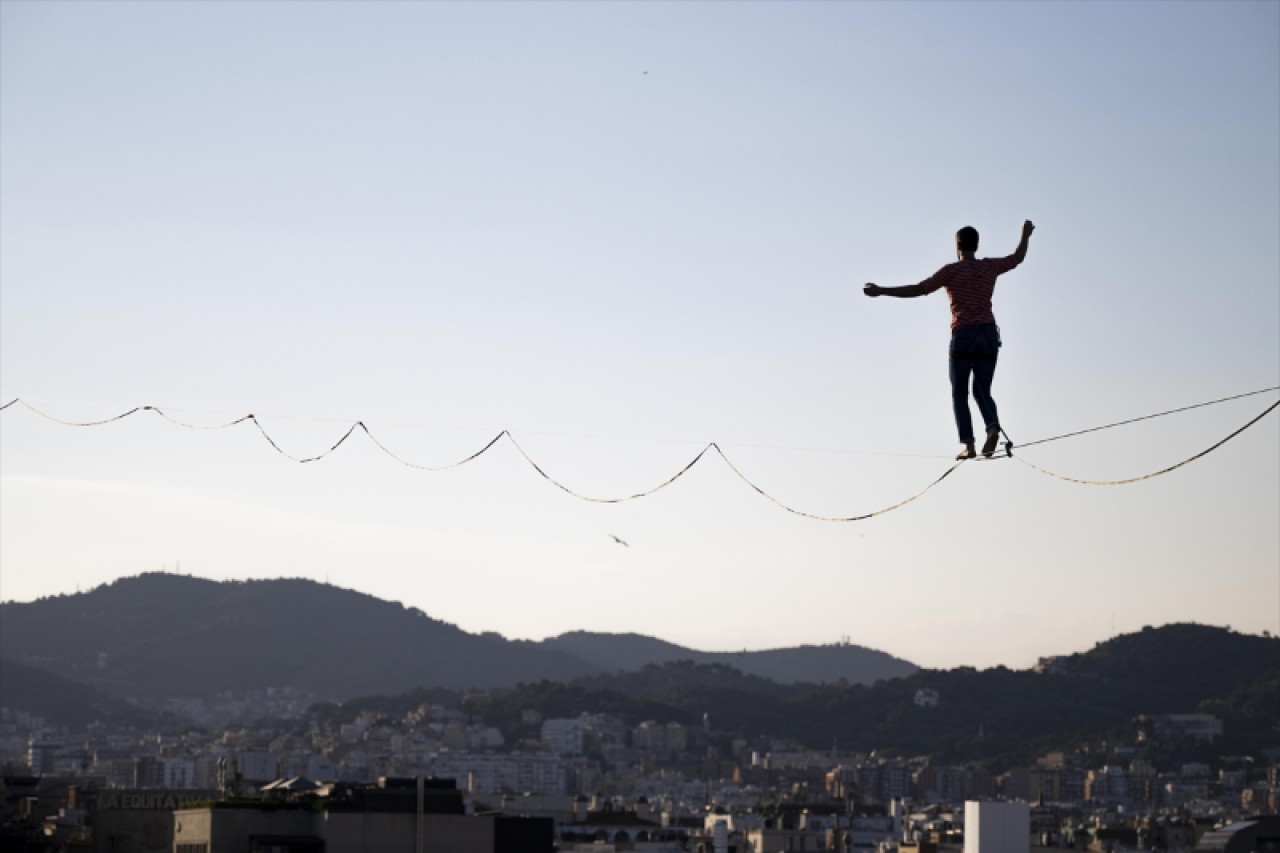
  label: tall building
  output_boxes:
[27,738,61,776]
[963,801,1029,853]
[134,757,166,789]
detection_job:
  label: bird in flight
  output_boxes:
[609,535,629,548]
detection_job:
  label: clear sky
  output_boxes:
[2,0,1277,671]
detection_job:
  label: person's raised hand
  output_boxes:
[863,283,881,298]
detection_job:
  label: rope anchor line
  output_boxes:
[1007,399,1279,486]
[2,387,1277,521]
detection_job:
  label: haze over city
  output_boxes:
[2,0,1277,671]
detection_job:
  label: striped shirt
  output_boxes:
[917,255,1022,330]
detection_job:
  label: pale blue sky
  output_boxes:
[2,0,1277,669]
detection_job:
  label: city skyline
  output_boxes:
[2,1,1278,671]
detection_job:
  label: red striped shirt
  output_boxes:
[917,255,1022,330]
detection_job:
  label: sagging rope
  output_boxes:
[1001,399,1279,486]
[507,432,714,504]
[714,446,965,522]
[358,423,507,472]
[2,387,1277,519]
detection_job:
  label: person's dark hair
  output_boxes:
[956,226,979,254]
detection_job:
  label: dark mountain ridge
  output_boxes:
[0,658,157,729]
[0,573,596,701]
[3,571,1273,773]
[539,630,915,686]
[469,624,1280,771]
[0,573,913,705]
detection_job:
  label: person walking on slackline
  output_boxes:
[863,220,1035,460]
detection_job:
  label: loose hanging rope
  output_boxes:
[505,432,715,504]
[713,446,966,522]
[1004,399,1279,486]
[358,422,508,472]
[149,407,254,430]
[246,416,360,465]
[2,386,1277,519]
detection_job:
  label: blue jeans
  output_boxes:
[949,324,1001,444]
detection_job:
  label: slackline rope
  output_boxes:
[2,387,1277,520]
[1001,399,1279,486]
[1011,386,1280,450]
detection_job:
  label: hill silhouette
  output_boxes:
[0,658,158,729]
[296,623,1277,772]
[469,624,1280,770]
[0,573,596,701]
[539,631,914,685]
[0,573,912,706]
[4,570,1271,772]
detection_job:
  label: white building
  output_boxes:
[702,808,763,834]
[432,752,568,796]
[468,726,505,751]
[963,801,1029,853]
[164,758,197,789]
[542,718,587,757]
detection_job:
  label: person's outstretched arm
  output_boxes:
[1011,219,1035,265]
[863,282,928,298]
